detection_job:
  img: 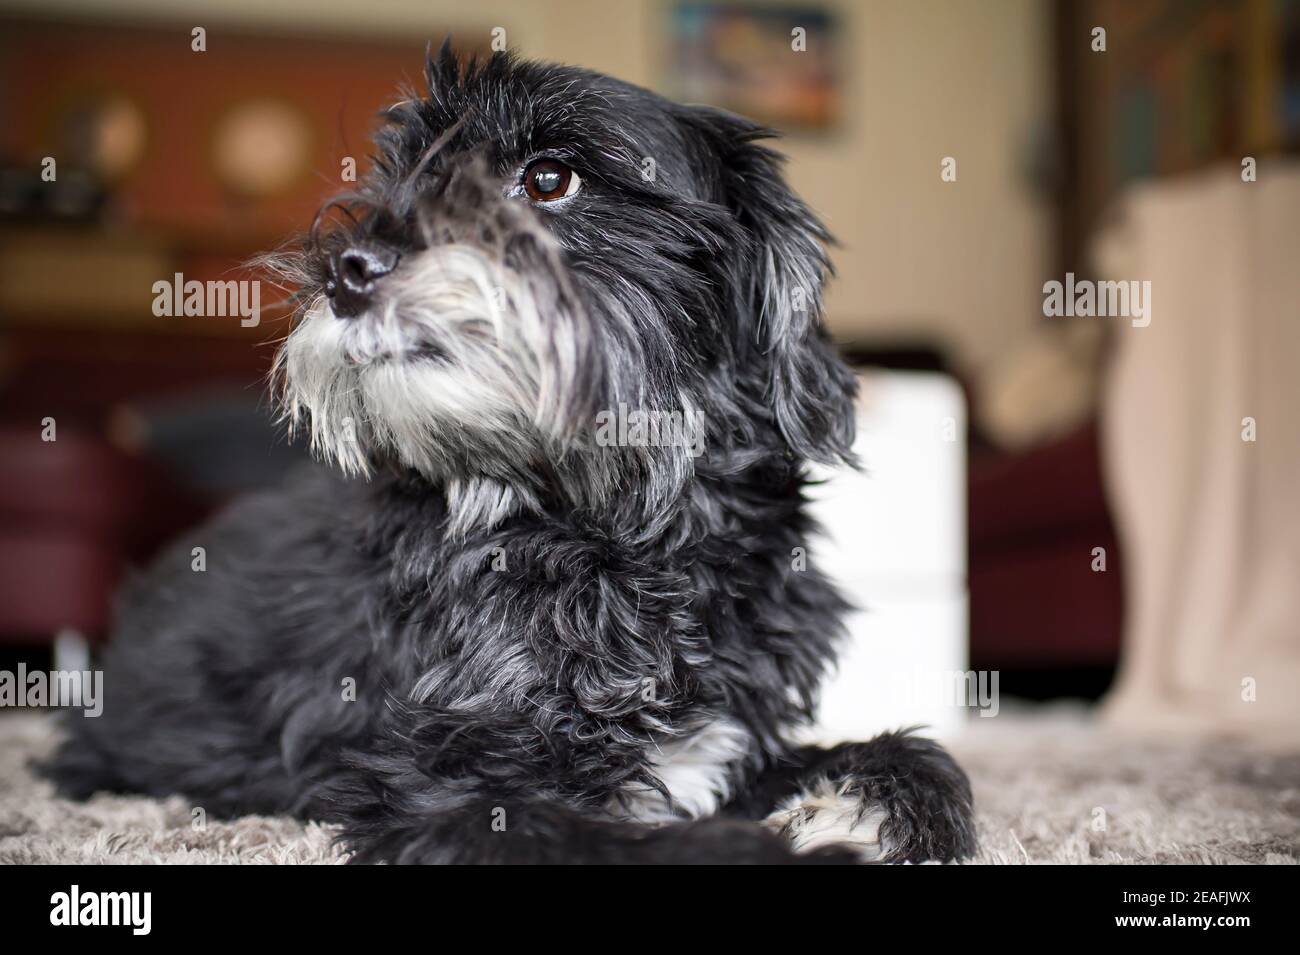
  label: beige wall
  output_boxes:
[803,0,1052,368]
[8,0,1052,370]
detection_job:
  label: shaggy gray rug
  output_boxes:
[1,707,1296,864]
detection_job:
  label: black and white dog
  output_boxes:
[45,47,976,864]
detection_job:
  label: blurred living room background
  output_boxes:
[1,0,1297,737]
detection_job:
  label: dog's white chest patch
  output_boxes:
[612,719,754,822]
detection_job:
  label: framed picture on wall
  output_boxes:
[666,2,840,132]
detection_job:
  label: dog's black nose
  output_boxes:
[327,245,399,318]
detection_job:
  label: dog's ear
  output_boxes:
[686,107,857,465]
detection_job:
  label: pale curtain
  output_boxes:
[1098,163,1300,742]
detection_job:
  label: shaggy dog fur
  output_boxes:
[41,45,976,864]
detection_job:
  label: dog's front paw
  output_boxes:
[763,780,891,861]
[769,731,977,863]
[848,730,977,863]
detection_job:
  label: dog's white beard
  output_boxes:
[278,244,585,516]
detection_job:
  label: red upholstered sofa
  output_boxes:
[0,426,202,647]
[968,420,1124,675]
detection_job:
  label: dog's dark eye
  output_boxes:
[523,159,581,202]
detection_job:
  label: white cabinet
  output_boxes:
[803,371,970,743]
